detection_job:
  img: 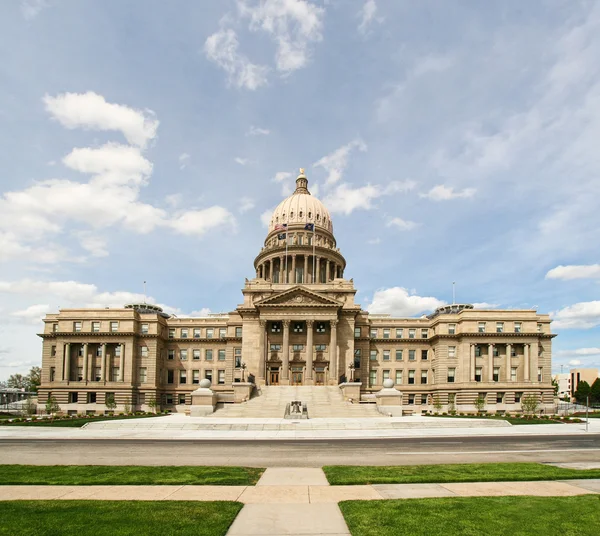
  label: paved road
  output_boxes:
[2,435,600,466]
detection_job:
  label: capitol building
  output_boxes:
[38,171,555,414]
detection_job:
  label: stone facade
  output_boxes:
[38,171,556,415]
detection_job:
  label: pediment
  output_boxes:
[255,286,342,308]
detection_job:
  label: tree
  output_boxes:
[7,374,27,390]
[474,395,486,413]
[590,378,600,405]
[45,395,60,418]
[574,381,591,404]
[521,394,540,415]
[105,394,117,412]
[123,396,132,414]
[22,397,37,416]
[27,367,41,393]
[552,377,559,396]
[433,395,442,413]
[147,397,159,414]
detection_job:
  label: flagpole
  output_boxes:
[285,231,289,284]
[312,228,316,283]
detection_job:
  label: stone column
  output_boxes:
[506,344,512,381]
[63,342,71,381]
[101,343,107,382]
[531,341,539,382]
[470,344,475,381]
[303,256,308,284]
[524,344,530,381]
[488,343,494,381]
[83,343,89,382]
[326,260,331,282]
[292,255,297,284]
[330,319,338,384]
[316,257,321,283]
[306,320,314,382]
[119,344,125,381]
[282,320,290,381]
[258,320,266,382]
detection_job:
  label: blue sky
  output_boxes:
[1,0,599,380]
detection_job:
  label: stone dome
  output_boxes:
[267,170,333,233]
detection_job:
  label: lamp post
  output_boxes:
[348,363,355,382]
[241,362,247,382]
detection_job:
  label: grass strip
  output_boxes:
[324,462,600,485]
[0,465,264,486]
[340,496,600,536]
[0,501,242,536]
[1,414,164,427]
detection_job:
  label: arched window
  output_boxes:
[316,214,320,221]
[299,211,303,218]
[290,211,294,219]
[308,211,312,218]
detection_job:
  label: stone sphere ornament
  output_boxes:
[382,379,395,389]
[199,378,212,389]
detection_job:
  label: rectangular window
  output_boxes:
[270,344,281,351]
[537,323,542,333]
[219,328,226,338]
[370,350,378,361]
[353,348,361,369]
[395,370,403,384]
[316,322,326,333]
[111,367,119,382]
[234,348,242,368]
[193,370,200,384]
[395,349,403,361]
[69,392,78,403]
[193,328,201,338]
[77,367,83,381]
[178,394,186,405]
[421,349,428,361]
[49,367,55,381]
[493,346,499,357]
[292,344,304,351]
[165,394,173,405]
[218,349,226,361]
[514,322,521,333]
[168,349,175,360]
[354,327,361,338]
[169,328,175,339]
[370,328,377,338]
[493,367,500,382]
[315,344,326,351]
[206,328,214,339]
[271,323,281,333]
[475,367,482,382]
[511,367,517,381]
[53,323,58,332]
[421,370,428,384]
[78,346,84,357]
[383,350,390,361]
[293,322,303,333]
[496,392,504,404]
[205,369,213,382]
[421,329,428,339]
[408,370,415,384]
[396,328,404,338]
[140,346,148,358]
[180,349,188,361]
[408,394,415,405]
[369,370,376,387]
[74,322,82,332]
[206,349,213,361]
[496,322,504,333]
[447,368,455,383]
[51,345,57,357]
[478,322,486,333]
[114,345,121,357]
[141,323,149,334]
[448,346,456,358]
[96,346,102,357]
[235,327,242,338]
[88,392,96,404]
[193,349,200,360]
[94,367,101,381]
[92,322,100,332]
[448,324,456,335]
[408,329,416,339]
[474,345,481,357]
[180,370,187,384]
[139,367,147,383]
[167,370,174,384]
[110,322,118,332]
[181,328,189,338]
[421,394,428,405]
[218,370,225,385]
[382,370,390,381]
[409,349,416,361]
[538,367,543,382]
[515,392,523,403]
[383,329,390,339]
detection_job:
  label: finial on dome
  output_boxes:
[294,168,310,195]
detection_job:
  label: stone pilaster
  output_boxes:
[524,344,530,381]
[63,342,71,382]
[282,320,290,382]
[488,343,494,381]
[306,320,314,383]
[330,319,338,384]
[83,343,89,382]
[258,320,266,382]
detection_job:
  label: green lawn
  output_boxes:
[323,462,600,485]
[340,496,600,536]
[0,501,242,536]
[425,414,575,425]
[0,465,264,486]
[0,413,164,427]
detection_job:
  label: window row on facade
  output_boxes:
[362,322,544,338]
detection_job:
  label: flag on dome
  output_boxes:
[274,223,287,231]
[304,223,315,231]
[277,233,286,240]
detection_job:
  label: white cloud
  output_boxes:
[322,179,414,215]
[368,287,445,317]
[10,304,51,324]
[168,206,236,236]
[75,232,109,258]
[420,185,476,201]
[551,300,600,329]
[569,359,582,366]
[313,139,367,186]
[20,0,47,20]
[187,308,212,317]
[546,264,600,280]
[235,157,250,165]
[473,302,500,309]
[43,92,158,148]
[386,218,418,231]
[179,153,190,170]
[367,237,381,245]
[247,126,270,136]
[238,0,324,73]
[557,348,600,357]
[165,193,182,208]
[260,208,274,227]
[358,1,380,35]
[204,29,269,90]
[239,197,255,213]
[273,171,292,182]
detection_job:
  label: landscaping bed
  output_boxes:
[423,413,583,425]
[0,412,167,427]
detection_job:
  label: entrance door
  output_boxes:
[315,371,325,385]
[291,371,303,385]
[269,370,279,385]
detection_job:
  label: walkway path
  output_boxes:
[1,468,599,535]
